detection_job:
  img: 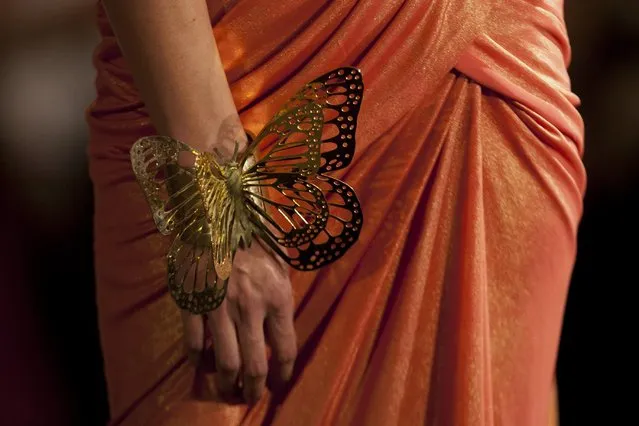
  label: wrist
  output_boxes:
[172,113,247,166]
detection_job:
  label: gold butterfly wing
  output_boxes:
[130,136,231,314]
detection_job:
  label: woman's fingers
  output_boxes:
[237,322,268,404]
[207,301,241,397]
[266,300,297,385]
[180,310,204,365]
[232,281,268,405]
[187,242,296,405]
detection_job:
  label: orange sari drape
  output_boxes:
[87,1,585,425]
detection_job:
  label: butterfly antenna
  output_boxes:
[232,141,239,162]
[212,147,223,161]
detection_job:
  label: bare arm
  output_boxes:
[102,0,296,405]
[103,0,245,154]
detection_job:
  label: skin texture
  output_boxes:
[102,0,296,405]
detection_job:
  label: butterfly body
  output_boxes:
[131,67,365,314]
[194,151,258,280]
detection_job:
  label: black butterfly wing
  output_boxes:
[238,67,365,269]
[242,173,329,248]
[241,102,325,177]
[239,67,364,175]
[285,67,364,174]
[245,173,363,271]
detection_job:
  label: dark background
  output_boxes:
[0,2,636,425]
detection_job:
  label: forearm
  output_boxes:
[103,0,244,153]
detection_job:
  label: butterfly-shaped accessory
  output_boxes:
[130,67,364,314]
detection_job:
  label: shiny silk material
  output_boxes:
[87,1,586,425]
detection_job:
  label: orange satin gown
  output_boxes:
[87,1,586,425]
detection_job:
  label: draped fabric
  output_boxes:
[87,1,585,425]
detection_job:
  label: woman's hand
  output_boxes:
[181,241,297,405]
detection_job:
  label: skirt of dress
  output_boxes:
[89,71,584,426]
[87,1,585,425]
